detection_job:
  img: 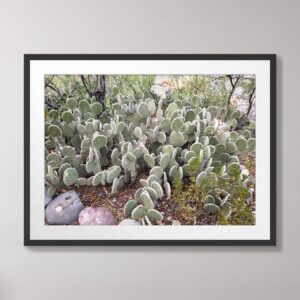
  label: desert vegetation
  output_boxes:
[44,74,256,226]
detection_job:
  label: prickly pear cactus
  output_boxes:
[45,76,256,226]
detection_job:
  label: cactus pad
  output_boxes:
[147,209,163,222]
[141,191,154,209]
[170,131,185,147]
[90,102,103,116]
[92,135,107,149]
[131,205,148,220]
[171,117,184,131]
[48,125,62,137]
[63,168,78,186]
[150,166,164,178]
[235,138,247,152]
[124,199,138,217]
[79,100,90,113]
[62,111,74,124]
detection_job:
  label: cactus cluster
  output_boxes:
[45,83,256,224]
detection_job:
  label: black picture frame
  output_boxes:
[24,54,276,246]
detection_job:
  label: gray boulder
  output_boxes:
[44,186,52,207]
[118,219,141,226]
[79,207,116,225]
[45,190,84,225]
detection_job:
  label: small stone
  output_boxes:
[45,191,84,225]
[172,220,181,226]
[44,186,52,207]
[79,207,116,225]
[118,219,141,226]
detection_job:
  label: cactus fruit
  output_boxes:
[63,168,78,186]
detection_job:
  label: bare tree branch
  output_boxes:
[80,75,92,97]
[243,87,256,118]
[227,75,241,106]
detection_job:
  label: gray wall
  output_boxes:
[0,0,298,299]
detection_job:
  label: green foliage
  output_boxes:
[217,197,255,225]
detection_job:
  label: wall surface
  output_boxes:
[0,0,298,299]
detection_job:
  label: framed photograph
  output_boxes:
[24,54,276,246]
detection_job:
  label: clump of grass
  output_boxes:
[171,165,203,223]
[217,187,255,225]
